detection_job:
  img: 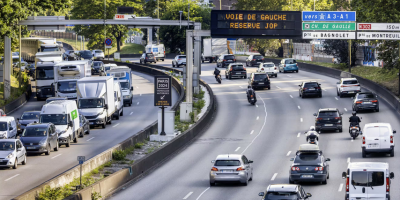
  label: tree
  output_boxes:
[0,0,71,54]
[351,0,400,70]
[71,0,143,51]
[159,0,211,53]
[323,40,358,66]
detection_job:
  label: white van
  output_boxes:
[40,100,81,147]
[342,162,394,200]
[362,123,396,157]
[112,81,124,120]
[145,44,165,61]
[0,117,18,139]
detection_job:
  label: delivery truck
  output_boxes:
[21,38,61,62]
[107,66,134,106]
[202,38,228,63]
[33,52,63,100]
[145,44,165,61]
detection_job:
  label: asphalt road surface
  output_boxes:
[0,71,178,200]
[109,59,400,200]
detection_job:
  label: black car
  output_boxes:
[246,54,264,67]
[79,50,93,60]
[314,108,343,132]
[225,64,247,79]
[352,92,379,112]
[17,111,40,134]
[19,123,59,155]
[248,73,271,90]
[79,114,90,136]
[140,53,156,64]
[289,144,330,184]
[92,61,105,76]
[26,64,35,76]
[299,81,322,98]
[63,50,78,61]
[217,54,236,68]
[258,184,312,200]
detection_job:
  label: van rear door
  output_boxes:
[377,126,392,150]
[365,171,386,200]
[364,126,381,150]
[349,170,368,199]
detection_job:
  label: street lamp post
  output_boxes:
[188,5,190,29]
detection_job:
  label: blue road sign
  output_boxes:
[302,11,356,22]
[105,38,112,46]
[79,160,84,164]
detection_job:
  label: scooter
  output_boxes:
[349,125,361,139]
[248,95,256,105]
[307,137,318,145]
[216,74,222,84]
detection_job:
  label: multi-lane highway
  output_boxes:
[0,71,178,200]
[109,59,400,200]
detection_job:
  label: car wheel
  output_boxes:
[54,141,59,151]
[79,130,84,137]
[339,93,343,98]
[13,159,18,169]
[339,128,343,132]
[172,62,175,67]
[74,134,78,143]
[283,70,286,73]
[289,178,294,184]
[66,137,70,147]
[362,148,366,158]
[249,173,253,181]
[296,70,299,73]
[322,179,327,184]
[390,149,394,157]
[299,92,301,97]
[337,90,340,96]
[225,74,228,79]
[319,93,322,98]
[243,178,248,186]
[116,112,120,120]
[244,75,247,79]
[376,107,379,112]
[120,109,123,116]
[210,182,215,186]
[140,60,142,64]
[301,94,304,99]
[275,74,278,78]
[162,59,164,61]
[327,173,330,179]
[268,86,271,90]
[102,121,106,129]
[45,144,50,155]
[229,75,232,80]
[22,154,27,165]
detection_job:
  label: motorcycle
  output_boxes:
[349,125,361,139]
[248,94,256,105]
[307,137,318,145]
[216,74,222,84]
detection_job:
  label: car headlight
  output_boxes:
[58,130,66,136]
[39,139,47,146]
[37,89,41,92]
[6,153,13,159]
[123,95,130,99]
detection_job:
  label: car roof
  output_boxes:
[358,91,373,95]
[341,78,357,81]
[46,97,67,100]
[223,54,234,56]
[228,63,243,66]
[0,117,15,122]
[26,123,50,128]
[0,139,18,142]
[298,144,320,151]
[348,162,389,170]
[263,62,274,64]
[319,108,338,112]
[267,184,298,192]
[364,123,391,128]
[253,72,268,75]
[215,154,242,160]
[22,111,41,114]
[304,81,319,83]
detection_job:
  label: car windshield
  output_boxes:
[224,55,235,60]
[95,51,103,53]
[79,99,104,109]
[0,122,7,131]
[105,66,110,71]
[254,74,268,82]
[178,56,186,59]
[294,153,320,162]
[254,55,263,59]
[214,160,241,166]
[21,112,40,120]
[120,82,130,90]
[40,114,67,125]
[146,53,154,58]
[265,192,298,199]
[352,171,384,187]
[358,93,375,99]
[263,64,275,68]
[364,126,390,137]
[22,127,48,137]
[285,59,296,64]
[80,51,92,56]
[93,62,102,67]
[343,80,358,84]
[304,83,319,87]
[57,81,77,93]
[41,47,59,52]
[318,111,339,117]
[36,67,54,80]
[0,142,14,151]
[232,65,244,70]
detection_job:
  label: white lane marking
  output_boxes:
[5,174,19,181]
[239,86,243,88]
[344,108,348,112]
[250,130,254,135]
[183,192,193,199]
[286,151,291,156]
[256,104,258,107]
[323,89,327,91]
[351,139,354,143]
[196,187,210,200]
[290,95,293,98]
[256,116,259,120]
[112,123,120,128]
[51,154,62,159]
[241,95,267,154]
[338,183,344,192]
[300,118,303,122]
[297,132,301,137]
[86,137,95,141]
[298,106,301,109]
[347,157,351,163]
[235,147,241,152]
[137,102,140,105]
[140,94,142,96]
[271,173,278,181]
[335,97,338,100]
[287,75,292,77]
[130,112,133,115]
[136,86,139,88]
[276,86,281,89]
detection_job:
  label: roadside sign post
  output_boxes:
[105,38,112,60]
[154,76,172,135]
[77,156,85,189]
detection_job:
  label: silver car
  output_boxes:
[209,154,253,186]
[0,139,27,169]
[172,55,186,67]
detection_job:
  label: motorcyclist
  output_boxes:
[213,68,220,80]
[305,126,319,143]
[246,86,257,102]
[349,111,361,132]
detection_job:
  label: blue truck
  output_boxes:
[107,66,134,106]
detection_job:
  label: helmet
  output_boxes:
[352,111,356,116]
[309,126,315,131]
[248,85,252,89]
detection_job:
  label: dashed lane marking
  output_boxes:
[235,147,241,152]
[183,192,193,199]
[86,137,95,141]
[271,173,278,181]
[51,154,62,159]
[250,130,254,135]
[338,184,344,192]
[112,123,120,128]
[286,151,291,156]
[5,174,19,181]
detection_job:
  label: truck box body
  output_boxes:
[145,44,165,61]
[33,52,63,100]
[22,38,61,62]
[202,38,228,62]
[107,66,133,106]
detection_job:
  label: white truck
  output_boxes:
[202,38,228,63]
[33,52,63,100]
[21,38,62,62]
[76,77,115,128]
[145,44,165,61]
[53,60,92,100]
[112,80,124,120]
[107,66,134,106]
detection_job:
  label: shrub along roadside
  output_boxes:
[175,88,206,133]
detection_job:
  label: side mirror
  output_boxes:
[248,160,253,163]
[17,118,20,121]
[390,172,394,179]
[393,130,396,134]
[105,104,108,109]
[351,97,354,99]
[298,85,301,87]
[211,160,215,163]
[68,121,73,127]
[258,192,265,197]
[290,158,294,161]
[306,193,312,198]
[17,148,22,152]
[313,113,317,116]
[131,86,134,91]
[325,158,331,162]
[342,172,347,179]
[9,127,13,130]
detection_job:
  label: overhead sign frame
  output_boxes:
[302,11,356,22]
[154,76,172,107]
[302,31,356,39]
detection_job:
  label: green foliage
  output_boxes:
[193,99,205,111]
[37,186,64,200]
[323,40,358,66]
[104,161,112,167]
[112,149,127,161]
[126,60,130,63]
[193,89,205,99]
[91,191,102,200]
[135,142,144,149]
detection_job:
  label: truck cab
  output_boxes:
[33,52,63,100]
[107,67,134,106]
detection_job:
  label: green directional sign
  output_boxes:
[302,22,356,31]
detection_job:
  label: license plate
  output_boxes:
[302,175,313,178]
[308,88,315,90]
[258,83,264,85]
[27,147,36,149]
[236,73,241,74]
[363,102,372,104]
[257,62,261,64]
[368,145,379,148]
[89,122,94,125]
[325,124,333,126]
[221,170,233,173]
[349,91,355,93]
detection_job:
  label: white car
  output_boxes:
[0,117,18,139]
[0,139,27,169]
[337,78,361,97]
[257,62,278,78]
[362,123,396,157]
[172,55,186,68]
[92,50,105,59]
[209,154,253,186]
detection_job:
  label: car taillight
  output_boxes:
[390,135,393,143]
[223,59,226,61]
[346,177,349,192]
[211,167,218,171]
[261,68,264,71]
[230,68,232,71]
[243,67,246,70]
[303,88,307,91]
[252,59,256,61]
[178,59,181,60]
[335,117,340,120]
[251,95,253,98]
[386,177,390,192]
[296,63,298,66]
[316,118,323,121]
[236,167,245,171]
[274,67,277,70]
[356,101,363,104]
[362,136,365,144]
[146,57,148,59]
[372,100,378,103]
[317,87,321,89]
[284,64,286,67]
[234,59,236,61]
[291,167,300,171]
[314,167,324,171]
